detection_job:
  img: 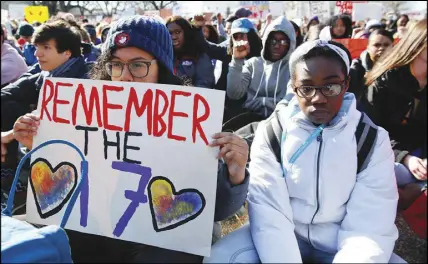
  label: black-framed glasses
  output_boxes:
[270,39,288,47]
[294,82,346,98]
[105,60,157,78]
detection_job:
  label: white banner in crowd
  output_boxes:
[26,78,225,256]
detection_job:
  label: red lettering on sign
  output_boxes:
[53,82,72,124]
[124,88,153,134]
[168,90,191,141]
[103,85,124,131]
[40,79,54,121]
[72,83,103,127]
[192,94,210,145]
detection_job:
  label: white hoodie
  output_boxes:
[247,93,398,263]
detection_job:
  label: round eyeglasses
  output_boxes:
[105,59,157,78]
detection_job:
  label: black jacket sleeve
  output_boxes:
[364,71,409,163]
[1,73,41,107]
[193,27,229,62]
[349,58,366,102]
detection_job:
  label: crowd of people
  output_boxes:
[1,6,427,263]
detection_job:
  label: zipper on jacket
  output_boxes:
[308,131,323,247]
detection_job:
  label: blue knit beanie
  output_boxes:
[103,15,174,74]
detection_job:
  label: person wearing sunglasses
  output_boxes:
[205,40,405,263]
[12,15,250,263]
[226,16,296,127]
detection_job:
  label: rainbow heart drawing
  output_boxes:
[29,158,77,218]
[148,176,206,232]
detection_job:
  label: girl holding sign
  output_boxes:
[13,15,249,263]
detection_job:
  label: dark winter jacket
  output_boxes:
[1,56,92,129]
[359,65,427,162]
[349,50,374,102]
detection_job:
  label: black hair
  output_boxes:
[290,20,303,47]
[33,20,82,57]
[165,16,202,60]
[291,41,352,81]
[369,28,394,42]
[227,29,263,58]
[226,15,238,23]
[327,14,353,39]
[89,50,182,85]
[203,25,220,44]
[82,18,89,23]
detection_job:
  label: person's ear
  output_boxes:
[64,50,72,58]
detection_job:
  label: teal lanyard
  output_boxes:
[281,124,325,177]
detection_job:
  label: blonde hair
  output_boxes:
[366,19,427,86]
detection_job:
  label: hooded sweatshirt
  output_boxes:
[248,94,398,263]
[227,16,296,118]
[1,43,27,86]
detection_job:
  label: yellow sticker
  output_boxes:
[25,6,49,24]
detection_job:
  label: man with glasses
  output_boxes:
[205,40,405,263]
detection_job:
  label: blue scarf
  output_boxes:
[35,56,85,89]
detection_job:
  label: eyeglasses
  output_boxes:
[294,82,346,98]
[270,39,289,47]
[105,60,156,78]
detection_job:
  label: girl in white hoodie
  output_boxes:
[205,40,406,263]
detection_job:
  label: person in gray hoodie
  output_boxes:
[227,16,296,121]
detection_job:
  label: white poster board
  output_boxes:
[309,1,331,22]
[8,4,27,21]
[26,78,225,257]
[352,3,383,22]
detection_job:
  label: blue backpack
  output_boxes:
[1,140,88,263]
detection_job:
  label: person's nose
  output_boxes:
[35,48,42,58]
[311,90,328,104]
[119,65,134,82]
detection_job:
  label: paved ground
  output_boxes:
[221,208,427,263]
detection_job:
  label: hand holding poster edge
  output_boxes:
[26,77,225,257]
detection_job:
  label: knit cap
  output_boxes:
[18,24,34,37]
[103,15,174,74]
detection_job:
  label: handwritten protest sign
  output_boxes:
[24,6,49,24]
[26,77,225,256]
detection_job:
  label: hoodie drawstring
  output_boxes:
[253,68,265,100]
[274,60,282,105]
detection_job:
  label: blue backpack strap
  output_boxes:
[2,140,87,228]
[355,112,378,174]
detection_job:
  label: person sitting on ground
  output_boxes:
[354,19,384,39]
[166,16,215,88]
[18,23,38,66]
[393,16,410,39]
[349,29,394,101]
[305,15,319,35]
[205,39,405,264]
[203,24,220,44]
[83,23,102,45]
[290,20,303,47]
[360,19,427,201]
[1,19,92,130]
[226,16,296,125]
[1,23,22,56]
[12,15,250,263]
[1,26,27,88]
[321,14,353,40]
